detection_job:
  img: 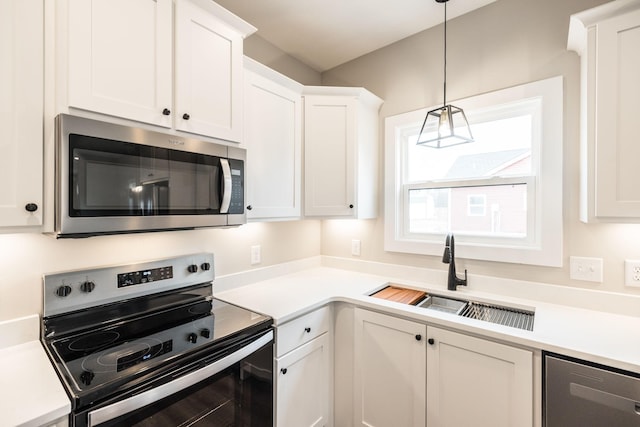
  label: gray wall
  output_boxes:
[318,0,640,294]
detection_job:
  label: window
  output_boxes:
[384,76,563,266]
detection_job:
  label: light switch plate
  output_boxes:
[569,256,603,283]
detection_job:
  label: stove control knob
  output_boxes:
[56,285,72,297]
[80,370,95,386]
[80,281,96,293]
[200,262,211,271]
[187,264,198,273]
[187,332,198,344]
[200,328,211,339]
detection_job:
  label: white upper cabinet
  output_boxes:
[303,87,383,219]
[568,0,640,222]
[63,0,255,142]
[243,58,303,221]
[0,0,43,229]
[175,0,247,141]
[66,0,173,128]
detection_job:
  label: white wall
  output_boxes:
[319,0,640,295]
[0,220,321,322]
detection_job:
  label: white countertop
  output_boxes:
[0,316,70,427]
[216,266,640,374]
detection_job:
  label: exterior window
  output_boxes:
[384,77,563,266]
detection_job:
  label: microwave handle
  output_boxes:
[219,158,232,213]
[87,330,273,426]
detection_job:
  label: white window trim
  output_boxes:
[384,76,563,267]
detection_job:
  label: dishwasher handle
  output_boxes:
[571,382,640,416]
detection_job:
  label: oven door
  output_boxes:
[80,330,273,427]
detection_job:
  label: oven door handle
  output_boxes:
[87,330,273,426]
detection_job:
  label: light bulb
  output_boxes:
[438,107,450,136]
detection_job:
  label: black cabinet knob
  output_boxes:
[281,368,287,375]
[349,204,354,209]
[304,327,311,333]
[56,285,72,297]
[428,338,435,345]
[25,203,38,213]
[415,334,422,341]
[187,264,198,273]
[162,108,171,116]
[187,333,198,344]
[246,205,253,211]
[80,281,95,293]
[183,113,190,120]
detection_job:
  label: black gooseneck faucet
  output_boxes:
[442,233,467,290]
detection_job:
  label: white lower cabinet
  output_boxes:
[426,326,533,427]
[275,306,332,427]
[353,308,426,427]
[276,333,330,427]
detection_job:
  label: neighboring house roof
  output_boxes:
[445,148,530,179]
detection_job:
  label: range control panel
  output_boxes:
[43,253,215,317]
[118,266,174,288]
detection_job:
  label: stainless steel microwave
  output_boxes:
[55,114,246,238]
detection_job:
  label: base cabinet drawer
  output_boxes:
[276,305,330,357]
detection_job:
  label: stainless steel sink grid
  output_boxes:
[459,301,535,331]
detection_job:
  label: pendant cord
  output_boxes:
[443,0,447,107]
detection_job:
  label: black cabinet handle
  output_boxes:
[246,205,253,211]
[415,334,422,341]
[428,338,435,345]
[349,204,354,209]
[304,327,311,333]
[25,203,38,213]
[183,113,190,120]
[281,368,288,375]
[162,108,171,116]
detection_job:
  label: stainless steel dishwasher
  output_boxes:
[544,352,640,426]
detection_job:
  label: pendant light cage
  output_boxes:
[416,0,474,149]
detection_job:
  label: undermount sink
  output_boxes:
[416,295,467,315]
[369,285,535,331]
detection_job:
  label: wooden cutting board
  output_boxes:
[371,285,426,305]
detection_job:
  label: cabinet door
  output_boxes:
[0,0,43,228]
[353,309,426,427]
[67,0,172,127]
[175,0,243,142]
[593,9,640,218]
[426,326,533,427]
[244,68,302,220]
[276,334,330,427]
[304,95,357,217]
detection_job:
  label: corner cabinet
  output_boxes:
[62,0,255,142]
[243,58,303,221]
[303,87,383,219]
[0,0,43,229]
[353,308,426,427]
[426,326,533,427]
[568,0,640,222]
[275,306,332,427]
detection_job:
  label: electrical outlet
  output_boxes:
[624,260,640,287]
[569,256,603,283]
[351,239,361,256]
[250,245,261,265]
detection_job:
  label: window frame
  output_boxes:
[384,76,563,267]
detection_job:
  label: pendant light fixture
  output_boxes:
[416,0,473,148]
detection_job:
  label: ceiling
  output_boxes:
[215,0,497,72]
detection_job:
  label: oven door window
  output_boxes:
[94,348,273,427]
[70,134,224,217]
